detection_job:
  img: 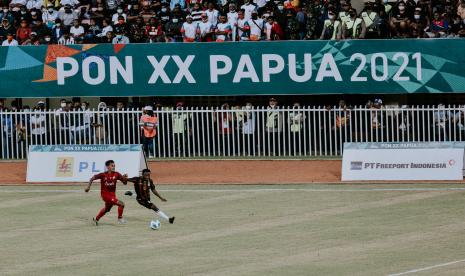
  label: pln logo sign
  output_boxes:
[56,157,74,177]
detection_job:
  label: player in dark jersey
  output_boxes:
[126,169,175,224]
[85,160,128,225]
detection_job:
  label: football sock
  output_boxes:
[118,205,124,219]
[96,207,106,221]
[156,210,169,221]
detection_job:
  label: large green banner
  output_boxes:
[1,39,464,97]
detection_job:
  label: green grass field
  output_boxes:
[2,184,465,276]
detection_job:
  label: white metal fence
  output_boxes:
[1,105,463,159]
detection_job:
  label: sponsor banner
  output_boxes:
[1,40,465,97]
[26,144,146,183]
[342,142,465,181]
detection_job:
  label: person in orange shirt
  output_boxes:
[140,105,158,157]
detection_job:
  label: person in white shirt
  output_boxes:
[58,32,75,44]
[227,3,238,41]
[60,0,79,8]
[97,19,113,38]
[247,10,263,40]
[241,0,256,21]
[112,30,130,44]
[9,0,27,9]
[26,0,42,10]
[70,19,85,42]
[111,6,127,25]
[236,10,250,40]
[30,102,47,145]
[2,33,18,46]
[215,15,232,41]
[181,15,197,42]
[205,2,219,26]
[254,0,267,12]
[42,4,59,29]
[198,14,214,42]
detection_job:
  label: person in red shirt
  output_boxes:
[85,160,128,225]
[16,19,31,44]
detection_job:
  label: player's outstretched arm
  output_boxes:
[85,175,97,192]
[118,173,129,185]
[126,177,139,184]
[151,184,167,202]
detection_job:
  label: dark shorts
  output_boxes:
[137,198,158,211]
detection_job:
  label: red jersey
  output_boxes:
[94,171,125,195]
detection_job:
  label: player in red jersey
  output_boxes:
[85,160,128,225]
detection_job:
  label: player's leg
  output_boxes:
[115,199,126,223]
[94,202,113,224]
[148,202,175,224]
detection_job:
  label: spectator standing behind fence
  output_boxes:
[172,101,190,157]
[242,102,256,155]
[214,103,233,156]
[140,105,158,158]
[266,98,282,155]
[289,102,304,155]
[434,103,450,141]
[92,102,108,144]
[30,101,47,145]
[55,99,71,144]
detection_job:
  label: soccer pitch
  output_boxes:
[2,184,465,276]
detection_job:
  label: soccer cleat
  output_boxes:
[117,218,127,224]
[169,217,175,224]
[92,217,98,226]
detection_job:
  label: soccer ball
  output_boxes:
[150,219,161,230]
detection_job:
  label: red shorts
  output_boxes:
[101,193,119,205]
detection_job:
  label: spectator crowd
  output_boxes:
[0,98,463,159]
[0,0,464,46]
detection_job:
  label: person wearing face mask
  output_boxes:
[111,5,127,24]
[197,13,213,41]
[342,8,366,39]
[227,3,238,40]
[248,10,264,40]
[42,4,59,29]
[288,102,305,156]
[21,31,40,44]
[360,1,380,38]
[171,101,191,157]
[338,0,351,24]
[59,0,80,8]
[58,4,78,26]
[389,1,410,37]
[30,101,47,145]
[0,7,14,24]
[9,0,27,11]
[16,19,31,44]
[164,15,183,42]
[241,0,257,21]
[181,15,197,42]
[409,7,427,37]
[284,9,299,40]
[41,33,53,43]
[266,97,283,156]
[16,6,32,23]
[51,18,64,41]
[112,27,130,43]
[320,9,341,40]
[54,99,71,144]
[241,102,256,155]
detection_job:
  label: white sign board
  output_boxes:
[342,142,465,181]
[27,145,146,183]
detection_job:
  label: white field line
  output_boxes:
[388,258,465,275]
[0,187,465,193]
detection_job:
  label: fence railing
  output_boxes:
[1,105,463,159]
